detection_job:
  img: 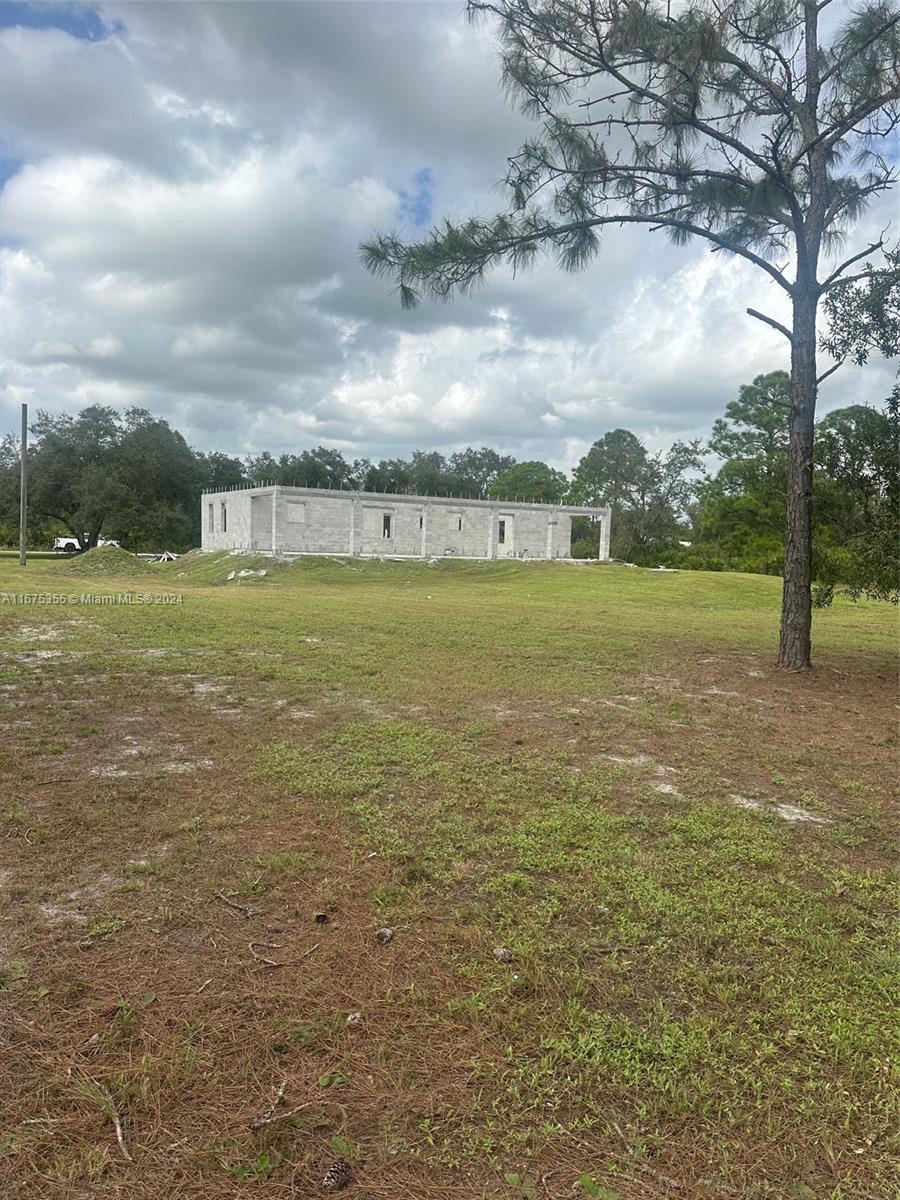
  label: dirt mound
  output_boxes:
[162,549,275,585]
[58,546,155,577]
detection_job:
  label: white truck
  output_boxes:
[53,536,120,554]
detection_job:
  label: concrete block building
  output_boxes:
[201,486,611,561]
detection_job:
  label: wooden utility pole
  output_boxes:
[19,403,27,567]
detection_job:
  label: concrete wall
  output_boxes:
[202,491,254,552]
[276,494,352,555]
[200,486,611,561]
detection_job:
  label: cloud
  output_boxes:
[86,334,122,358]
[0,1,895,471]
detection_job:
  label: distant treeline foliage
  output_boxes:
[0,379,896,600]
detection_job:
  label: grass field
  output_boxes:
[1,550,897,1200]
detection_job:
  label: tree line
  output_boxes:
[0,376,896,604]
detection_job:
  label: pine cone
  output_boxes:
[322,1158,351,1192]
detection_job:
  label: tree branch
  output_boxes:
[747,307,794,341]
[818,13,900,90]
[573,0,789,184]
[817,356,846,385]
[820,266,888,293]
[819,239,886,291]
[820,82,900,153]
[371,211,795,298]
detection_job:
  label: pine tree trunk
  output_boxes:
[778,291,817,670]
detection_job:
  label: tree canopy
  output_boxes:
[21,407,197,551]
[571,429,704,559]
[708,372,790,475]
[571,429,648,509]
[489,460,569,502]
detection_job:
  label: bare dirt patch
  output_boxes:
[16,625,64,642]
[729,794,832,824]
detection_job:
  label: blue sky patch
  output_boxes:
[0,2,118,41]
[397,167,435,228]
[0,156,25,191]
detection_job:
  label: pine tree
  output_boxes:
[363,0,900,668]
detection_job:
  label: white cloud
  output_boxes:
[172,326,242,359]
[86,335,123,358]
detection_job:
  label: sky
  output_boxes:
[0,1,895,472]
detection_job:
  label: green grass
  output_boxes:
[3,548,895,690]
[0,551,897,1198]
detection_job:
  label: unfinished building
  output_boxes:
[200,486,611,561]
